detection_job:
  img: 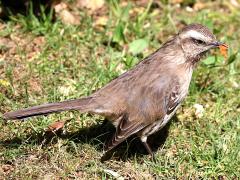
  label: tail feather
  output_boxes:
[3,97,95,120]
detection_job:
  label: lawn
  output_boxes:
[0,0,239,179]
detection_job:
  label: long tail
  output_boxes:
[3,97,95,120]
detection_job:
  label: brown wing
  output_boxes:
[166,81,182,114]
[105,114,146,151]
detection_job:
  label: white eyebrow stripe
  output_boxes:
[182,30,207,40]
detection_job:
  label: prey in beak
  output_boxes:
[210,41,228,58]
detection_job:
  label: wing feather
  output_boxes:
[105,114,146,151]
[166,81,182,114]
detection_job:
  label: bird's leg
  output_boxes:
[141,137,156,162]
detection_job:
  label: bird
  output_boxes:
[3,24,226,160]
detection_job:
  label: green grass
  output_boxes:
[0,0,239,179]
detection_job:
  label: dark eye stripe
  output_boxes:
[192,38,205,45]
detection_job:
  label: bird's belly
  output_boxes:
[161,104,180,127]
[140,104,180,139]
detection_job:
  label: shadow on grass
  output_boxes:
[0,0,55,20]
[1,115,179,161]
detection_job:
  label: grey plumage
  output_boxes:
[3,24,224,160]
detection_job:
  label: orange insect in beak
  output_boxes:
[219,44,228,59]
[209,42,228,59]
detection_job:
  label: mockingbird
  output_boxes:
[3,24,226,160]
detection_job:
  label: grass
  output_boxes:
[0,0,239,179]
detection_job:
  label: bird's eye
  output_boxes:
[193,38,205,45]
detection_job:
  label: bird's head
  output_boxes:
[178,24,226,62]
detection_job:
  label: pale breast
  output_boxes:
[140,64,193,140]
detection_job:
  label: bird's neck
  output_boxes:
[159,37,190,66]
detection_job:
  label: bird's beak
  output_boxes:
[209,41,228,48]
[208,41,228,58]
